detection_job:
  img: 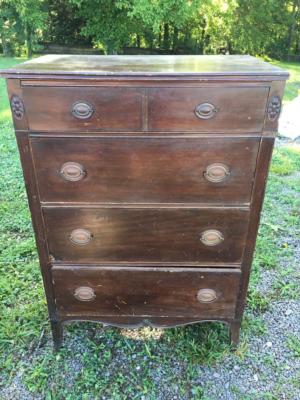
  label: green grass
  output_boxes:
[287,335,300,358]
[271,60,300,102]
[0,57,300,399]
[0,56,28,123]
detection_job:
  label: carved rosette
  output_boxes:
[267,95,281,121]
[10,95,25,120]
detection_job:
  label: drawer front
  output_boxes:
[148,87,269,132]
[52,266,240,319]
[23,86,143,131]
[43,207,250,264]
[31,136,259,204]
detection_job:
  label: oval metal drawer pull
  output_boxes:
[204,163,230,183]
[70,228,92,245]
[74,286,96,302]
[60,162,86,182]
[200,229,224,246]
[197,288,217,303]
[195,102,217,119]
[71,101,94,119]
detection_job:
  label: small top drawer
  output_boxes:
[148,86,269,132]
[22,86,144,132]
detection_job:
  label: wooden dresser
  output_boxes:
[1,55,288,349]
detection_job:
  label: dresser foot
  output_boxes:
[229,320,241,349]
[51,320,63,351]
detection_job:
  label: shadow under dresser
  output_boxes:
[0,55,288,350]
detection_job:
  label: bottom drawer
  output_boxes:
[52,266,240,319]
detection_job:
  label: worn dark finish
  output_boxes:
[0,55,288,350]
[23,86,144,132]
[31,136,260,204]
[148,87,269,132]
[0,55,288,78]
[43,206,250,264]
[52,266,240,319]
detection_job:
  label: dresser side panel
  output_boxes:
[236,136,275,319]
[14,131,56,320]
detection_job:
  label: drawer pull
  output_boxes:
[204,163,230,183]
[74,286,95,302]
[195,102,217,120]
[71,101,94,119]
[197,288,217,303]
[60,162,86,182]
[200,229,224,246]
[70,228,92,245]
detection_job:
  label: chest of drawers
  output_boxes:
[1,55,288,350]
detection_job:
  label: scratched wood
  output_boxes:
[0,55,288,348]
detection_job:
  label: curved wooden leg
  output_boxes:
[51,320,63,351]
[229,320,241,349]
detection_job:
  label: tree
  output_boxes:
[231,0,291,57]
[126,0,204,52]
[15,0,47,57]
[0,0,46,57]
[1,0,300,58]
[286,0,300,54]
[70,0,137,53]
[0,1,19,56]
[45,0,89,46]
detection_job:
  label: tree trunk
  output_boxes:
[25,24,33,58]
[136,34,141,48]
[158,25,162,48]
[163,23,169,50]
[149,35,154,52]
[287,0,300,54]
[1,32,8,56]
[172,26,179,53]
[1,31,13,56]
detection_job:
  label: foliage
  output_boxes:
[44,0,89,46]
[0,0,47,57]
[0,1,21,56]
[1,0,300,57]
[70,0,138,53]
[231,0,287,57]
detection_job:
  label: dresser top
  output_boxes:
[0,54,288,79]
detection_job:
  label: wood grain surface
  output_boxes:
[31,136,260,204]
[148,87,269,132]
[23,86,144,131]
[52,265,241,319]
[43,207,250,264]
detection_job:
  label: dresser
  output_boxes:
[1,55,288,350]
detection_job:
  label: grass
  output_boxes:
[287,335,300,358]
[0,57,300,399]
[0,56,28,123]
[271,60,300,102]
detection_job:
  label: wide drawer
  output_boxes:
[43,207,250,264]
[22,86,144,132]
[52,266,240,319]
[31,136,259,205]
[148,86,269,132]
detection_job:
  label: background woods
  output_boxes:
[0,0,300,59]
